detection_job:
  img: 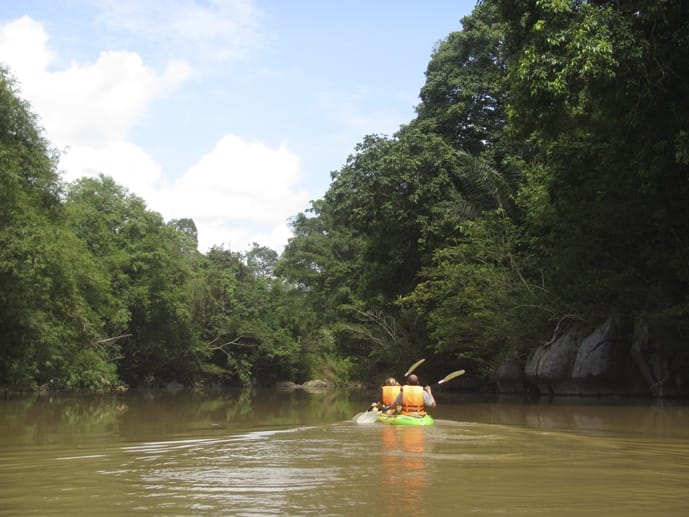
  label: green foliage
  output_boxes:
[402,210,553,371]
[274,0,689,383]
[0,68,118,392]
[4,1,689,392]
[501,0,689,319]
[194,247,305,387]
[272,5,522,378]
[62,348,119,391]
[244,243,278,279]
[416,0,507,156]
[64,175,211,387]
[323,129,471,300]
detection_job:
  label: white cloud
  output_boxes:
[151,134,310,253]
[0,16,52,82]
[45,53,190,147]
[0,17,190,148]
[60,141,163,198]
[0,14,306,254]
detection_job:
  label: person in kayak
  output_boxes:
[371,377,401,414]
[392,374,436,416]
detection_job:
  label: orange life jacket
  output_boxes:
[401,385,426,416]
[381,385,401,406]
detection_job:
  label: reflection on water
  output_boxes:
[380,425,428,513]
[1,390,689,516]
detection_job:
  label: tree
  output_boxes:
[403,209,554,372]
[194,246,303,386]
[499,0,689,314]
[65,175,208,387]
[416,0,508,157]
[169,218,199,251]
[324,129,470,300]
[492,0,689,385]
[245,243,278,279]
[0,68,117,391]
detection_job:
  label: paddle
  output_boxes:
[354,359,426,424]
[403,358,426,377]
[431,369,466,388]
[371,358,426,411]
[373,369,467,415]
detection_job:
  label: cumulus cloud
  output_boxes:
[0,15,52,81]
[150,135,310,253]
[0,14,306,253]
[0,17,190,148]
[60,141,164,199]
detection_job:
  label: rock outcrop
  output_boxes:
[494,311,687,397]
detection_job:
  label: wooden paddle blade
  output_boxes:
[438,369,466,384]
[404,358,426,377]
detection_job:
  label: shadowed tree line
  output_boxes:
[2,0,688,394]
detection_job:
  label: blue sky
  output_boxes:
[0,0,477,252]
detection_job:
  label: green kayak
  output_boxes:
[376,413,435,426]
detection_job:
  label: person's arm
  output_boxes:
[423,385,436,407]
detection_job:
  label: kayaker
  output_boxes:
[392,374,436,416]
[381,377,401,413]
[371,377,401,413]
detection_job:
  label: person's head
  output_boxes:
[406,374,419,385]
[385,377,399,386]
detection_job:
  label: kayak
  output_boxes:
[376,412,435,426]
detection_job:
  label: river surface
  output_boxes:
[1,388,688,516]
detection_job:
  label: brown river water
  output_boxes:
[1,388,688,516]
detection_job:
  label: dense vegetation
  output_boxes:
[2,0,688,394]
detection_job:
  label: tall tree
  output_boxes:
[196,246,302,386]
[499,0,689,314]
[65,175,207,387]
[415,0,508,158]
[491,0,689,387]
[0,69,117,391]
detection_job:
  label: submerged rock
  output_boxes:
[275,381,300,391]
[301,379,331,390]
[275,379,332,391]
